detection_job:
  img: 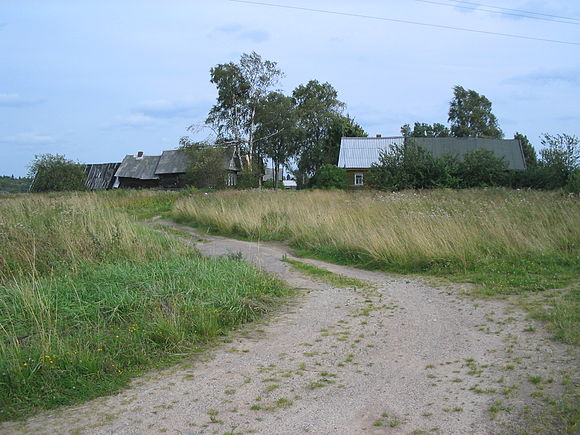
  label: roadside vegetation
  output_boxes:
[173,188,579,343]
[0,192,289,421]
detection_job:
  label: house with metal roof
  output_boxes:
[337,136,526,187]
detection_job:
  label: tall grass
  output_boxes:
[0,193,188,282]
[0,192,288,421]
[172,189,580,293]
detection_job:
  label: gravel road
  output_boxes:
[1,221,577,435]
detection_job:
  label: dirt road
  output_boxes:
[2,222,577,434]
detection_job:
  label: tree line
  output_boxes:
[180,51,366,189]
[22,52,579,193]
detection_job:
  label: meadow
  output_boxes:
[0,192,289,421]
[172,189,580,343]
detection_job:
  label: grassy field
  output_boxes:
[172,189,580,343]
[0,192,289,421]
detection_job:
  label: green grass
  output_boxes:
[282,258,371,289]
[0,257,289,421]
[0,191,290,421]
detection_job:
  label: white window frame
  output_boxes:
[354,172,364,186]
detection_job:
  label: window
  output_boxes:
[354,172,364,186]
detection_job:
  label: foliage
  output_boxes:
[459,149,508,187]
[28,154,86,193]
[180,140,228,189]
[0,175,32,193]
[368,141,461,190]
[293,80,346,177]
[514,132,537,169]
[310,164,348,189]
[538,133,579,188]
[205,52,283,169]
[254,92,298,188]
[566,168,580,194]
[401,122,450,138]
[448,85,503,138]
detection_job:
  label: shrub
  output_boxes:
[458,149,508,187]
[310,164,348,189]
[28,154,86,192]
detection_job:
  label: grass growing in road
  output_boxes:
[0,192,289,421]
[283,258,370,289]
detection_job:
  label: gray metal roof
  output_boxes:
[338,137,526,170]
[155,150,190,175]
[337,137,405,168]
[115,155,161,180]
[413,138,525,170]
[85,163,121,190]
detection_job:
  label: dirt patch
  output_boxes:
[1,221,577,434]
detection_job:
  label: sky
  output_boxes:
[1,0,579,176]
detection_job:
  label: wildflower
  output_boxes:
[97,348,103,352]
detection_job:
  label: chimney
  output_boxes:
[136,151,144,159]
[376,134,382,138]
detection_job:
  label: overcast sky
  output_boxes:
[1,0,579,176]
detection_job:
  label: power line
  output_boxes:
[415,0,580,26]
[227,0,580,46]
[443,0,580,22]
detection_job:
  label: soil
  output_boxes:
[1,221,577,435]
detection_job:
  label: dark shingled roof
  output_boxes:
[115,155,161,180]
[155,150,190,175]
[85,163,121,190]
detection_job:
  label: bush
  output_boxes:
[28,154,86,192]
[181,144,227,189]
[566,168,580,194]
[310,164,348,189]
[368,141,461,190]
[458,149,508,187]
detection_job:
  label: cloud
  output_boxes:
[214,23,270,43]
[0,93,45,108]
[110,114,160,128]
[505,69,580,87]
[0,133,56,150]
[136,99,209,119]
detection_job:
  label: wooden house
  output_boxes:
[337,136,526,187]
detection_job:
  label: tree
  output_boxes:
[401,122,449,138]
[538,133,579,188]
[292,80,346,179]
[254,92,299,189]
[180,140,228,189]
[28,154,86,192]
[514,132,537,169]
[448,85,503,138]
[310,164,348,189]
[205,52,283,170]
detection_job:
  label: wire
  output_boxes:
[227,0,580,46]
[442,0,580,22]
[415,0,580,26]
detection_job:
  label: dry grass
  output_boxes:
[0,192,189,282]
[173,189,579,277]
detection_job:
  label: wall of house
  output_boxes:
[346,169,369,188]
